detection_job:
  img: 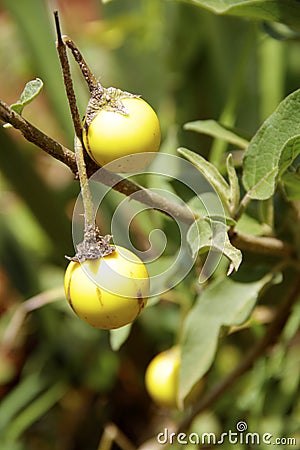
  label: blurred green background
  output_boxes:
[0,0,299,449]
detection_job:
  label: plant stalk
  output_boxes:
[54,11,83,140]
[0,98,297,259]
[54,11,96,233]
[54,11,116,260]
[74,136,95,231]
[64,37,101,94]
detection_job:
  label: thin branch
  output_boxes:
[94,168,196,223]
[73,136,96,230]
[98,423,136,450]
[64,36,100,93]
[0,99,77,172]
[2,287,64,350]
[0,100,298,257]
[229,229,294,258]
[176,272,300,433]
[0,99,195,224]
[54,10,83,141]
[1,12,296,258]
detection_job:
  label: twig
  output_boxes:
[55,11,117,261]
[64,37,100,93]
[54,11,83,140]
[176,272,300,432]
[98,423,136,450]
[1,12,296,259]
[229,229,294,258]
[2,287,64,350]
[0,102,297,257]
[0,98,195,224]
[0,99,77,172]
[74,136,95,231]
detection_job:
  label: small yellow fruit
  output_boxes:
[64,246,149,329]
[145,346,180,409]
[83,97,161,172]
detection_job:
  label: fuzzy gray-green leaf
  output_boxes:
[178,148,230,209]
[243,89,300,200]
[184,120,249,149]
[187,218,242,274]
[178,0,300,30]
[226,154,240,213]
[179,273,275,404]
[10,78,43,115]
[109,324,132,351]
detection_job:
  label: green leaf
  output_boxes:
[178,148,230,209]
[184,120,249,150]
[5,383,66,441]
[0,373,46,432]
[179,0,300,30]
[258,198,274,232]
[0,440,24,450]
[235,213,267,236]
[281,170,300,200]
[1,0,74,141]
[10,78,43,115]
[179,273,275,404]
[188,193,236,227]
[278,135,300,176]
[187,218,242,277]
[109,324,132,351]
[242,89,300,200]
[226,154,240,214]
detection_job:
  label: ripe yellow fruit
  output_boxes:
[64,246,149,329]
[145,346,180,409]
[145,346,204,409]
[83,97,161,172]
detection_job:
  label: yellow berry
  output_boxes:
[145,346,180,409]
[64,246,149,329]
[83,97,161,172]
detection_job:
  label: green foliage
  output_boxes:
[0,127,73,265]
[281,169,300,200]
[0,373,46,432]
[10,78,43,116]
[180,0,300,30]
[178,148,231,209]
[0,0,74,142]
[184,120,249,150]
[187,218,242,276]
[243,88,300,200]
[0,0,300,449]
[234,213,268,236]
[109,323,132,350]
[226,154,240,214]
[179,273,276,403]
[3,383,66,442]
